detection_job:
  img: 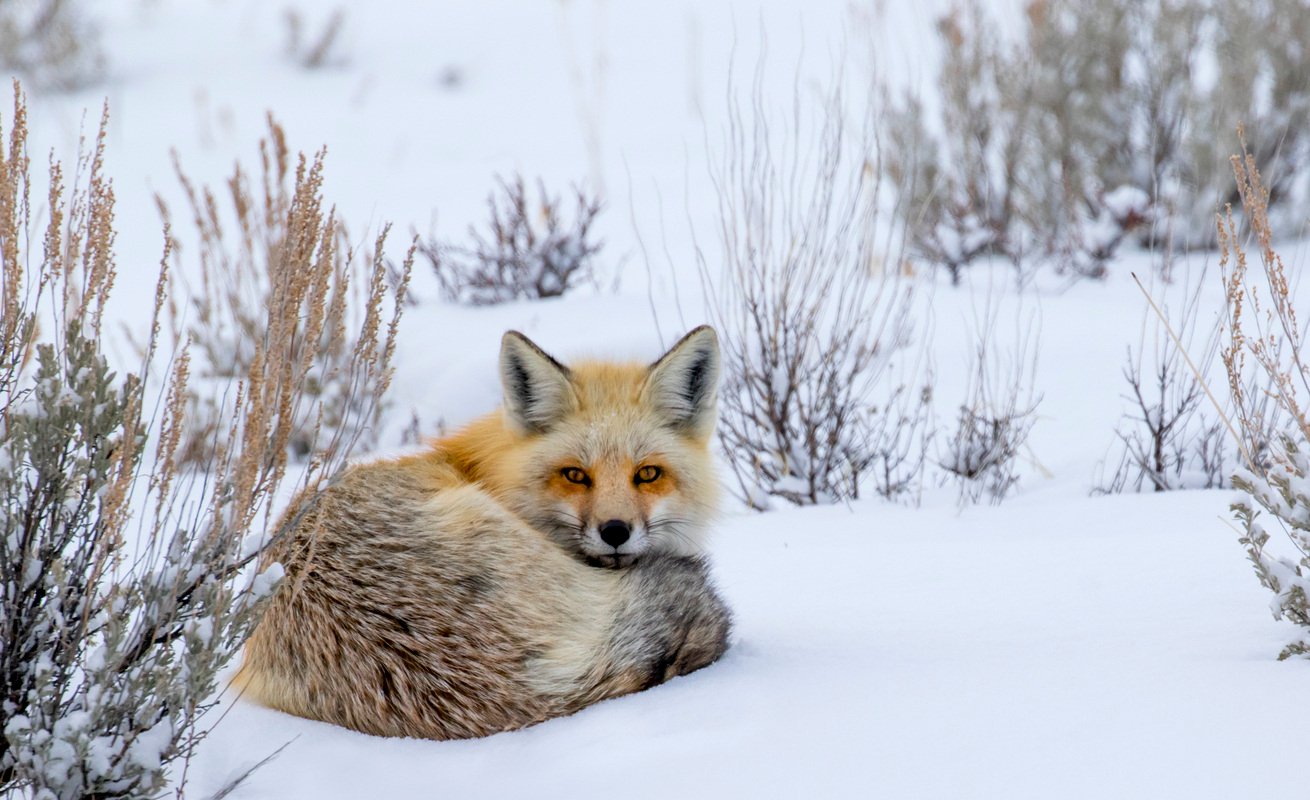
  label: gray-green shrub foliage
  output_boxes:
[0,87,407,798]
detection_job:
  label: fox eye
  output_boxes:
[561,467,591,486]
[634,465,662,484]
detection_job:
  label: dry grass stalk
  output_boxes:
[284,6,348,69]
[1219,135,1304,465]
[162,115,414,467]
[0,81,32,419]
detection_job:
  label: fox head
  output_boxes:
[493,326,721,568]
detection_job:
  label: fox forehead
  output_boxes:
[565,359,649,407]
[536,414,678,469]
[516,358,694,466]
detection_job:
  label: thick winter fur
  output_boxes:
[485,324,721,566]
[239,326,730,740]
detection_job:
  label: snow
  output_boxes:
[126,719,173,773]
[248,562,285,602]
[1104,185,1152,222]
[8,0,1310,798]
[188,491,1308,799]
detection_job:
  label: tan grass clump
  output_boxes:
[162,114,414,467]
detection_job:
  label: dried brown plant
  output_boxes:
[1220,131,1304,464]
[0,84,32,411]
[161,114,414,466]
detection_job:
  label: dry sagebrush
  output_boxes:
[1188,0,1310,246]
[1219,141,1310,659]
[881,2,1032,285]
[0,87,409,798]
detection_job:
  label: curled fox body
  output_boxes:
[239,326,730,740]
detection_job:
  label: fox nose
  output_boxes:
[598,519,631,548]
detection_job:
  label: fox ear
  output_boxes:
[643,325,720,438]
[500,331,577,435]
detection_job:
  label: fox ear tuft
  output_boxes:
[643,325,720,438]
[500,331,577,435]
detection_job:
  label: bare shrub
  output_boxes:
[940,291,1040,505]
[160,115,414,466]
[0,0,104,91]
[695,69,920,509]
[284,6,348,69]
[420,174,602,305]
[1219,140,1310,659]
[864,379,936,504]
[1101,266,1231,493]
[0,85,407,797]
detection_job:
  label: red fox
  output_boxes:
[238,326,731,740]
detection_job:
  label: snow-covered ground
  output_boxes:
[13,1,1310,797]
[192,491,1305,799]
